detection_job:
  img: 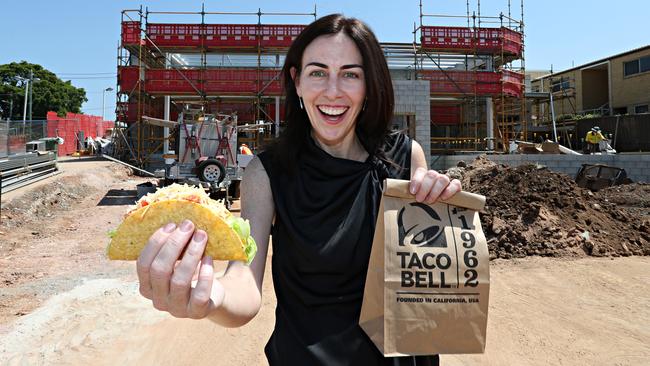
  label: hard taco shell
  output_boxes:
[108,199,247,261]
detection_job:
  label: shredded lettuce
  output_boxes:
[226,216,257,264]
[107,229,117,239]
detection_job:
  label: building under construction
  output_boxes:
[115,1,525,170]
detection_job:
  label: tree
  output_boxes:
[0,61,87,120]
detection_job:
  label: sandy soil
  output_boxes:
[1,158,649,365]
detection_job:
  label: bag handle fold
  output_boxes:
[384,178,486,212]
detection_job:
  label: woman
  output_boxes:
[136,14,461,365]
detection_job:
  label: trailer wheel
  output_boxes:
[198,159,226,184]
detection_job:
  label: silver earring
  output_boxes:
[299,97,304,110]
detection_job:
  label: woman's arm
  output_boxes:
[207,157,274,327]
[409,139,461,203]
[136,157,274,328]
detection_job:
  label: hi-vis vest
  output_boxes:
[585,131,604,144]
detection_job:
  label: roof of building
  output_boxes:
[533,44,650,81]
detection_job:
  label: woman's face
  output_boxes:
[293,32,366,148]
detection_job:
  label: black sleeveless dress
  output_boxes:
[258,133,440,366]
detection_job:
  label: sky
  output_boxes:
[2,0,648,121]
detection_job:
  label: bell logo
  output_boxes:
[397,202,446,247]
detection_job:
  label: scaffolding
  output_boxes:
[415,0,525,153]
[115,5,315,168]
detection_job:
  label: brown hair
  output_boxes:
[268,14,394,172]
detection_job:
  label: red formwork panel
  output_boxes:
[145,69,203,94]
[118,66,140,93]
[145,23,305,49]
[501,69,524,97]
[204,24,260,48]
[213,102,256,122]
[421,26,522,57]
[430,105,461,125]
[420,70,501,95]
[122,21,141,45]
[421,26,474,50]
[501,27,523,56]
[258,25,304,47]
[267,102,286,121]
[139,68,282,95]
[147,23,204,48]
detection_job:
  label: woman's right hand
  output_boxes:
[136,219,224,319]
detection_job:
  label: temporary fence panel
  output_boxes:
[46,112,114,156]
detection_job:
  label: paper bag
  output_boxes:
[359,179,490,356]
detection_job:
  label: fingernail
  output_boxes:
[409,184,416,194]
[180,220,193,232]
[163,223,176,233]
[193,230,206,242]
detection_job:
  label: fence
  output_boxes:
[0,113,114,158]
[0,120,48,158]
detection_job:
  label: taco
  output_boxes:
[107,183,256,264]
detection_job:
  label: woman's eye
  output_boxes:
[309,70,326,77]
[343,72,359,79]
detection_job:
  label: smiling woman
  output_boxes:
[134,13,459,366]
[292,33,367,159]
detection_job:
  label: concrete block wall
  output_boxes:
[393,80,430,166]
[432,154,650,183]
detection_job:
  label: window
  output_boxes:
[624,60,639,76]
[623,56,650,76]
[551,77,570,92]
[635,105,649,114]
[641,56,650,73]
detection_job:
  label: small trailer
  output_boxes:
[144,107,252,207]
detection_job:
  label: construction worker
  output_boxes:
[585,126,605,154]
[239,143,253,155]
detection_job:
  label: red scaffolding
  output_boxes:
[115,6,314,165]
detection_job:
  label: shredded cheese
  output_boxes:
[126,183,231,219]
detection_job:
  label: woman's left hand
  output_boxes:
[409,167,462,204]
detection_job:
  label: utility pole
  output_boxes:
[28,69,34,121]
[22,79,29,125]
[8,99,13,121]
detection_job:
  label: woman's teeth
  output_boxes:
[318,106,348,116]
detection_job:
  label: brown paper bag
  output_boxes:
[359,178,490,356]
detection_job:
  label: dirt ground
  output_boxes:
[1,157,649,365]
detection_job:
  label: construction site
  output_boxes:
[1,1,649,365]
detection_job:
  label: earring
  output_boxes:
[299,97,304,110]
[362,98,367,111]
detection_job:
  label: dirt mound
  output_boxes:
[453,156,650,259]
[599,183,650,218]
[0,161,133,230]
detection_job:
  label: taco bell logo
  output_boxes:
[397,202,447,247]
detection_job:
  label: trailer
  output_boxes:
[143,107,246,207]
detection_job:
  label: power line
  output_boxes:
[60,76,116,80]
[55,72,115,75]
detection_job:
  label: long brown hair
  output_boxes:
[268,14,394,172]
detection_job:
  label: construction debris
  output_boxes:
[450,156,650,259]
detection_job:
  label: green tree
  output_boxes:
[0,61,87,120]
